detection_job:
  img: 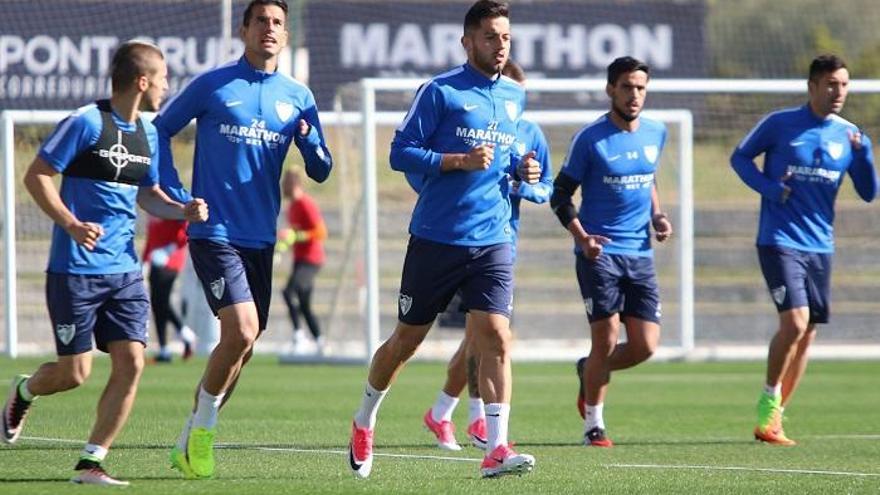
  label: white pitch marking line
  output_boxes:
[607,463,880,478]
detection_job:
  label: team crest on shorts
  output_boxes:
[275,100,294,122]
[584,298,593,316]
[210,277,226,300]
[398,293,413,316]
[56,324,76,345]
[771,285,786,306]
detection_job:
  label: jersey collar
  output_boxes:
[463,63,501,88]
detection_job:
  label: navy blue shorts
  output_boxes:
[188,239,274,331]
[46,271,149,356]
[397,237,514,325]
[758,245,832,324]
[575,253,661,324]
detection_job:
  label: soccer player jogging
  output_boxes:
[550,57,672,447]
[730,54,877,446]
[416,60,554,452]
[277,167,328,354]
[347,1,539,479]
[1,41,208,486]
[153,0,333,479]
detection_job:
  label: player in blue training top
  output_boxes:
[731,54,877,446]
[348,1,539,480]
[412,60,554,453]
[153,0,332,480]
[1,41,208,486]
[550,56,673,448]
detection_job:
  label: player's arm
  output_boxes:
[550,171,609,259]
[152,77,210,203]
[512,128,553,204]
[846,129,878,202]
[136,186,208,223]
[293,91,333,183]
[390,82,488,175]
[730,115,790,203]
[651,184,672,242]
[141,125,208,222]
[23,157,104,251]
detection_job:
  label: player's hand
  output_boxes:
[461,143,494,171]
[779,170,793,203]
[652,213,673,242]
[184,198,209,223]
[67,221,104,251]
[517,150,540,184]
[298,119,311,137]
[578,234,611,260]
[848,129,863,151]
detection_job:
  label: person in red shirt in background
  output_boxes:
[143,217,196,362]
[277,167,327,354]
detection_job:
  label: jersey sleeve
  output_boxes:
[389,81,445,176]
[512,123,553,204]
[293,88,333,183]
[139,121,160,187]
[558,129,592,184]
[152,77,209,203]
[848,131,879,202]
[730,113,787,201]
[37,111,98,173]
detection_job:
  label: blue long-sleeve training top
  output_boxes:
[391,63,526,246]
[153,56,332,248]
[731,104,877,252]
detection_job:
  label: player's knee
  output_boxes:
[477,327,511,355]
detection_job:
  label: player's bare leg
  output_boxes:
[755,307,809,446]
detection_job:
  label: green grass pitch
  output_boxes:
[0,357,878,494]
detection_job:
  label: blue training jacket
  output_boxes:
[391,63,526,246]
[731,104,877,252]
[154,56,332,248]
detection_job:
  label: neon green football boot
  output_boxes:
[187,427,217,478]
[753,392,795,446]
[169,446,196,479]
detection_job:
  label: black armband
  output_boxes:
[550,172,580,227]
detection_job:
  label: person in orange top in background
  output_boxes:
[277,167,327,354]
[143,216,196,362]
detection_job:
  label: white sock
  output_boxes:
[354,382,388,430]
[176,413,194,451]
[18,378,35,402]
[192,386,224,430]
[763,383,781,398]
[468,397,485,424]
[585,403,605,430]
[80,443,108,462]
[180,325,196,344]
[431,391,459,423]
[485,403,510,450]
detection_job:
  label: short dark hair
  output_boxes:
[110,40,163,92]
[809,54,847,82]
[501,59,525,84]
[243,0,288,26]
[607,56,650,86]
[463,0,509,34]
